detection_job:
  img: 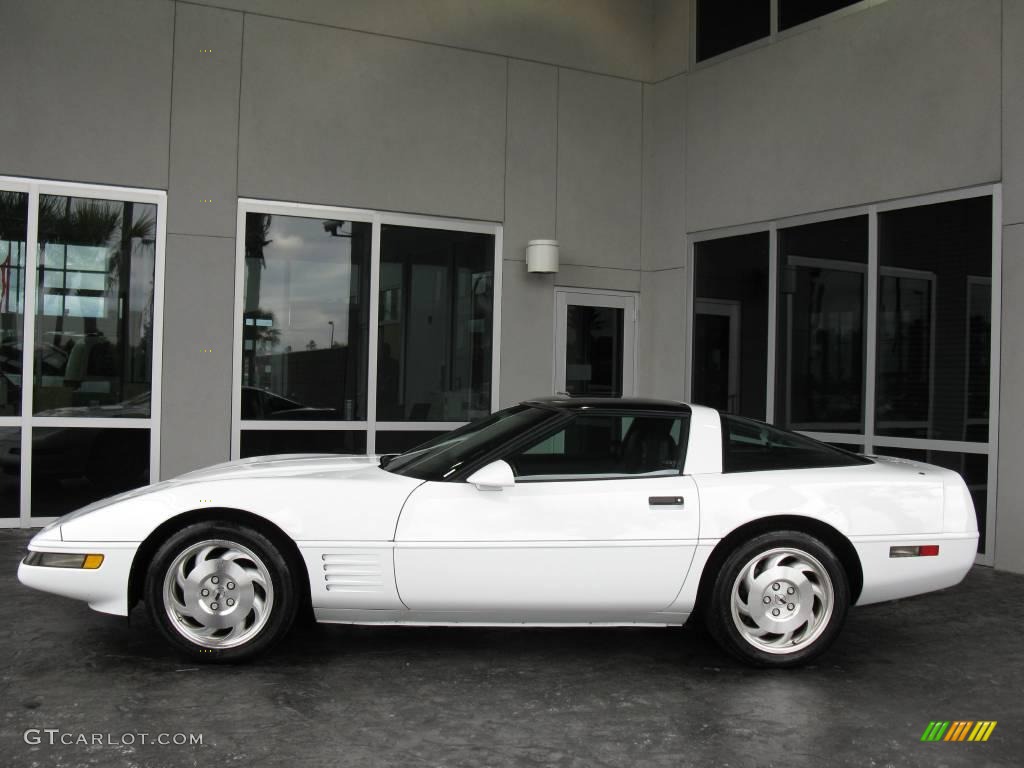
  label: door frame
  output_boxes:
[553,288,638,398]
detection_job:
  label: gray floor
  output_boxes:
[0,529,1020,768]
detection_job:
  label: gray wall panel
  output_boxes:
[556,69,643,270]
[500,60,559,406]
[499,262,555,406]
[686,0,1002,232]
[238,14,507,221]
[160,234,236,479]
[637,267,686,399]
[184,0,654,80]
[0,0,172,189]
[997,223,1024,573]
[167,3,243,237]
[555,266,641,292]
[641,74,686,271]
[504,60,558,257]
[652,0,690,82]
[1005,0,1024,226]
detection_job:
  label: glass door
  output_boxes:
[554,289,636,398]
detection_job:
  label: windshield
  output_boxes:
[383,404,557,481]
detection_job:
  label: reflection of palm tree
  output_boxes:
[36,197,155,400]
[0,191,28,316]
[243,214,274,385]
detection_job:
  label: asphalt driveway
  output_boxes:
[0,528,1020,768]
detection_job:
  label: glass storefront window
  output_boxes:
[30,426,150,518]
[235,205,499,460]
[377,225,494,422]
[1,179,163,523]
[776,215,868,433]
[242,214,371,421]
[34,195,157,417]
[240,429,366,458]
[0,192,28,416]
[693,231,770,419]
[876,196,992,441]
[0,428,19,517]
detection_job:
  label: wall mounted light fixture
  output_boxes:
[526,239,559,273]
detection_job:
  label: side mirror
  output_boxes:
[466,459,515,491]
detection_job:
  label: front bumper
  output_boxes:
[18,529,138,616]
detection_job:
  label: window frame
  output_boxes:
[231,199,502,458]
[685,183,1002,564]
[690,0,891,70]
[0,175,167,528]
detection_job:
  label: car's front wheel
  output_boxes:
[145,522,299,662]
[706,531,849,667]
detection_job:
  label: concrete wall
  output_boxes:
[185,0,656,81]
[685,0,1002,232]
[996,0,1024,574]
[161,3,244,478]
[0,0,173,188]
[638,73,687,399]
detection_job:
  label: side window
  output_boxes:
[721,414,870,473]
[507,412,689,481]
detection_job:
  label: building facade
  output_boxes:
[1,0,1022,573]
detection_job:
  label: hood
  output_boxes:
[173,453,383,483]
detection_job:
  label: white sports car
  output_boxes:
[18,397,978,667]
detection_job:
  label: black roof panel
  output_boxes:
[524,396,692,413]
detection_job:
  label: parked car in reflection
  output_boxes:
[0,392,151,491]
[240,387,338,420]
[0,386,336,491]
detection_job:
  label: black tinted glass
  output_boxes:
[240,430,366,458]
[779,0,861,30]
[721,414,869,473]
[384,405,554,481]
[508,412,689,481]
[696,0,770,61]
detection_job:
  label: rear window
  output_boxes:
[721,414,871,473]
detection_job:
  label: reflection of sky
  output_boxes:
[251,216,366,351]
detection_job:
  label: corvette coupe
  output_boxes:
[18,397,978,667]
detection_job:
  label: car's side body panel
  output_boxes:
[16,400,980,637]
[298,543,404,611]
[692,460,945,540]
[393,475,700,614]
[57,463,423,543]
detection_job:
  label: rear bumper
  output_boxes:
[17,538,137,616]
[853,533,978,606]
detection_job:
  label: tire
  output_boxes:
[705,531,849,668]
[145,521,299,662]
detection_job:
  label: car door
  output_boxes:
[393,410,700,619]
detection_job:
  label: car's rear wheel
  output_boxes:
[706,531,849,667]
[145,522,298,662]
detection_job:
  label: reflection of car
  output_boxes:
[18,397,978,667]
[0,393,151,490]
[0,341,69,410]
[240,386,338,420]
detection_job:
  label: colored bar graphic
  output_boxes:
[944,721,972,741]
[921,721,996,742]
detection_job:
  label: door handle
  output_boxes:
[649,496,685,506]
